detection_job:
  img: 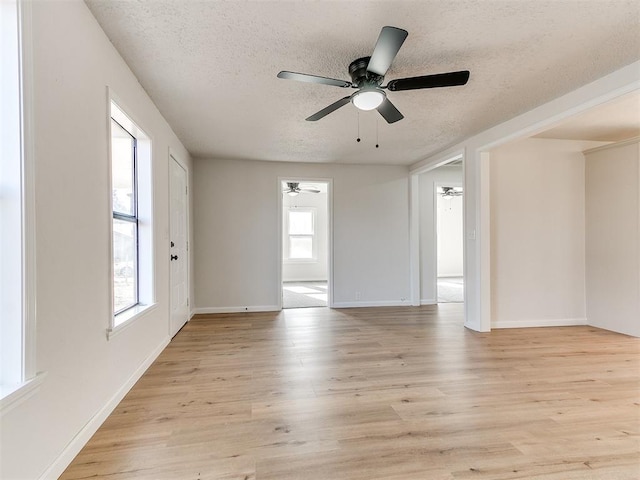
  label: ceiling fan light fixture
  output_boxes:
[279,26,469,123]
[352,89,385,111]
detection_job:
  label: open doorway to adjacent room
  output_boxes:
[435,183,464,303]
[416,158,465,306]
[280,179,330,309]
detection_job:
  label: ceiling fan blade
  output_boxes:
[306,96,351,121]
[299,188,321,193]
[367,26,408,77]
[277,71,352,88]
[377,98,404,124]
[387,70,470,91]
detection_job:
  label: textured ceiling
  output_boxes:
[85,0,640,166]
[535,91,640,142]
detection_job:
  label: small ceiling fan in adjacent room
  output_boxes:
[438,186,463,198]
[283,182,321,196]
[277,26,470,124]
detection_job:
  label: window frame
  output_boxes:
[284,207,317,262]
[110,118,140,315]
[108,97,155,336]
[0,0,44,411]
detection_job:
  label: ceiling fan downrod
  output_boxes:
[277,26,470,124]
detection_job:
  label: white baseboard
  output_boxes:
[587,319,640,338]
[193,305,280,314]
[39,337,170,480]
[420,298,437,305]
[492,318,587,329]
[332,300,410,308]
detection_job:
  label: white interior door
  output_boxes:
[169,156,189,337]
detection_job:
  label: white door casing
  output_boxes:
[277,177,333,309]
[169,156,189,337]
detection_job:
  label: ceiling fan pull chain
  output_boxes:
[356,111,361,143]
[376,118,379,148]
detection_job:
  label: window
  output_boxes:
[111,119,138,313]
[109,100,154,331]
[1,0,41,405]
[285,208,316,260]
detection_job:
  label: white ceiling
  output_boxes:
[534,91,640,142]
[85,0,640,166]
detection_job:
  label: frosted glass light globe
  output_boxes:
[352,89,385,111]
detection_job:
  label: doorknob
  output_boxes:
[171,255,178,261]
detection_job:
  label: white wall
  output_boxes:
[489,138,604,328]
[585,140,640,337]
[193,158,410,310]
[418,165,462,303]
[282,190,328,282]
[437,194,464,277]
[0,2,193,479]
[411,62,639,332]
[0,4,634,477]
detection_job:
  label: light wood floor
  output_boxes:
[61,305,639,479]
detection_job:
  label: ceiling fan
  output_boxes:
[438,186,463,198]
[277,26,470,124]
[283,182,321,196]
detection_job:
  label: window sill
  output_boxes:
[108,302,157,340]
[0,371,47,416]
[284,259,318,264]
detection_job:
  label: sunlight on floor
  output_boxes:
[283,281,328,308]
[437,276,463,303]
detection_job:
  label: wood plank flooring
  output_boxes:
[61,305,640,479]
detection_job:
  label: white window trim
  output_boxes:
[108,93,156,336]
[284,207,318,263]
[0,372,46,417]
[107,303,158,339]
[21,0,37,387]
[0,0,41,410]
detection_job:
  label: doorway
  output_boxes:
[436,184,464,303]
[169,155,189,336]
[414,159,465,306]
[280,179,331,309]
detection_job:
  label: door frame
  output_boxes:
[277,177,333,309]
[168,150,190,335]
[410,63,639,332]
[433,180,464,303]
[410,153,466,308]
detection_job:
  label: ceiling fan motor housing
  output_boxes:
[277,26,468,123]
[349,57,383,88]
